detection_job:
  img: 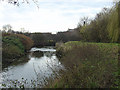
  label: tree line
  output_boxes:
[1,1,120,46]
[77,1,120,43]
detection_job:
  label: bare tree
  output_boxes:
[2,24,12,32]
[1,0,39,8]
[77,17,91,27]
[20,28,25,33]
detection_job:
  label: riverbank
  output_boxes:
[1,47,63,88]
[48,41,119,88]
[2,33,34,67]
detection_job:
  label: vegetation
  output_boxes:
[30,30,80,47]
[49,41,120,88]
[2,33,34,65]
[107,2,120,42]
[16,34,34,51]
[55,29,80,43]
[30,33,55,47]
[77,1,120,43]
[1,1,120,88]
[2,0,39,7]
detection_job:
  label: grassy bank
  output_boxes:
[49,41,119,88]
[2,33,34,65]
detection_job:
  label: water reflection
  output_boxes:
[2,55,30,69]
[31,51,43,58]
[43,51,56,58]
[1,46,64,88]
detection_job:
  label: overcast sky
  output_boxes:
[0,0,113,34]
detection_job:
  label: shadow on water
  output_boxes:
[31,51,43,58]
[1,46,64,88]
[2,55,30,69]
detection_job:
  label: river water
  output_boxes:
[0,46,64,88]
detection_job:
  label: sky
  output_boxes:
[0,0,113,34]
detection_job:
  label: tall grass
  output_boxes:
[52,41,119,88]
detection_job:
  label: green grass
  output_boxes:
[51,41,119,88]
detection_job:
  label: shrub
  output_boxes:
[2,33,34,64]
[16,34,34,51]
[51,41,119,88]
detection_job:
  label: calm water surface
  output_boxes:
[0,46,64,88]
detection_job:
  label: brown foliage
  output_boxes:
[16,34,34,51]
[2,33,34,51]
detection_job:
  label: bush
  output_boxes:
[51,41,119,88]
[2,33,34,64]
[78,3,120,43]
[16,34,34,51]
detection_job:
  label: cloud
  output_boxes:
[0,0,113,33]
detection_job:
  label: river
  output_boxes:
[0,46,64,88]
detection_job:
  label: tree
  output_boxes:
[20,28,26,33]
[107,1,120,42]
[78,7,112,42]
[2,0,39,8]
[118,1,120,42]
[77,17,91,27]
[2,24,12,32]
